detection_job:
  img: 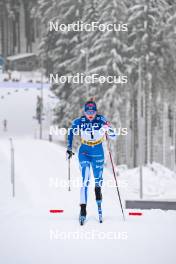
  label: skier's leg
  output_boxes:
[80,204,86,217]
[78,152,91,225]
[92,155,104,202]
[91,153,104,222]
[79,160,91,205]
[79,152,91,216]
[95,186,102,201]
[92,156,104,223]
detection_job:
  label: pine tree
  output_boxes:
[37,0,176,169]
[126,0,172,166]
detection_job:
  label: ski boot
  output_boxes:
[96,200,103,223]
[95,186,103,223]
[79,204,87,226]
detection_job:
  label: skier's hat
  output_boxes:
[84,100,97,113]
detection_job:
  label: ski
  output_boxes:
[79,215,86,226]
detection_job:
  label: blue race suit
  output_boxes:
[67,114,116,204]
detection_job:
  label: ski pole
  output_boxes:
[105,133,125,221]
[68,152,74,191]
[68,158,71,191]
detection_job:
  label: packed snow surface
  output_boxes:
[0,81,176,264]
[0,138,176,264]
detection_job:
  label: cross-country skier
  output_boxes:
[67,100,116,225]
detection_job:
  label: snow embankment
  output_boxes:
[117,162,176,200]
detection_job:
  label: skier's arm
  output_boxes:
[101,116,117,140]
[67,118,79,150]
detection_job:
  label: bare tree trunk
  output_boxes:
[19,0,26,53]
[144,82,148,164]
[133,89,138,167]
[148,73,152,164]
[150,100,154,163]
[162,102,167,166]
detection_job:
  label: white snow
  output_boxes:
[117,162,176,200]
[6,53,35,61]
[0,138,176,264]
[0,80,176,264]
[0,82,53,137]
[1,70,49,83]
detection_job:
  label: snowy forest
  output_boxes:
[1,1,176,261]
[1,0,176,170]
[37,0,176,170]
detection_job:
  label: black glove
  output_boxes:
[67,149,74,159]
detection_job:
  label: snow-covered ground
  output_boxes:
[0,81,55,137]
[2,70,49,83]
[0,80,176,264]
[117,162,176,200]
[0,138,176,264]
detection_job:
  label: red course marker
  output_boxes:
[129,212,143,216]
[50,210,64,213]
